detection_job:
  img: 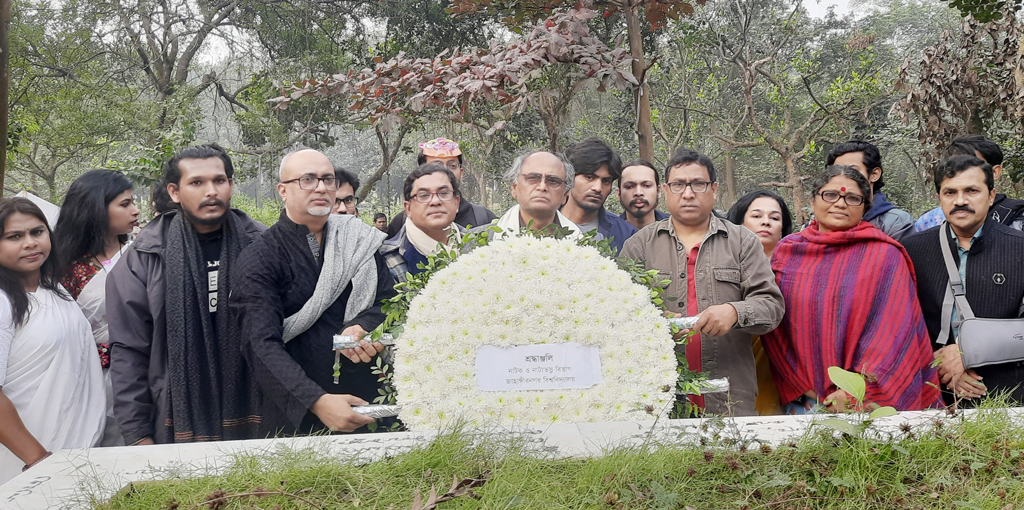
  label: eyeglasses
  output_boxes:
[666,181,712,194]
[335,195,359,206]
[410,189,456,203]
[520,173,566,188]
[817,190,865,207]
[440,160,461,172]
[281,174,339,191]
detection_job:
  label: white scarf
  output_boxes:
[404,217,459,256]
[282,214,385,343]
[495,205,582,240]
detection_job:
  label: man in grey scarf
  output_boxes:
[108,144,265,445]
[231,149,397,436]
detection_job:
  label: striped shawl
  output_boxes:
[763,221,942,411]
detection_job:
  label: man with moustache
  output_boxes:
[618,159,669,231]
[491,150,582,237]
[107,144,265,444]
[621,148,784,416]
[903,155,1024,406]
[914,135,1024,232]
[381,163,464,283]
[560,138,637,253]
[231,149,396,436]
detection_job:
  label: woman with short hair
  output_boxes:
[763,166,941,413]
[0,198,104,483]
[727,190,793,416]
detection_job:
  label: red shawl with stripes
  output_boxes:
[763,221,942,410]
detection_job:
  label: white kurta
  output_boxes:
[0,287,105,484]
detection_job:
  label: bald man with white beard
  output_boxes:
[231,149,397,437]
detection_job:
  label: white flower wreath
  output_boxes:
[393,235,678,429]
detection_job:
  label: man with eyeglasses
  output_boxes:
[380,163,464,283]
[560,138,637,254]
[621,148,784,417]
[385,138,496,237]
[332,166,361,216]
[490,151,583,237]
[231,148,397,436]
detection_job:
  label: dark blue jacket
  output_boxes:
[598,207,638,254]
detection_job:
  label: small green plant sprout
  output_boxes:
[817,366,898,435]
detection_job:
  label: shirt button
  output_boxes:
[679,272,685,279]
[678,301,685,308]
[677,243,683,251]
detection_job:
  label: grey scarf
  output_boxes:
[283,214,385,342]
[163,210,261,442]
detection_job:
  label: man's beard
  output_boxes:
[180,199,229,227]
[308,204,332,216]
[626,198,651,219]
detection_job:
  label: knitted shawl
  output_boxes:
[763,221,942,411]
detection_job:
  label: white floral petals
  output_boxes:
[394,236,677,429]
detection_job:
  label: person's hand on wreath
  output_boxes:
[338,325,385,364]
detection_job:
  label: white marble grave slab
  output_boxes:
[3,407,1022,510]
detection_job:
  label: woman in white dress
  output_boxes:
[55,170,139,446]
[0,198,105,484]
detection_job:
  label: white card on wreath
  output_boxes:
[476,343,603,391]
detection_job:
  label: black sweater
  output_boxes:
[231,212,396,436]
[902,219,1024,402]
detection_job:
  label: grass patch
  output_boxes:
[97,406,1024,510]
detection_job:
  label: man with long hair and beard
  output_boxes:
[107,144,266,445]
[231,149,396,436]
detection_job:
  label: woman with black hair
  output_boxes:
[726,191,794,416]
[726,190,794,259]
[53,170,138,446]
[0,198,104,483]
[55,170,139,299]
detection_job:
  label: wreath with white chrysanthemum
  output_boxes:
[368,224,704,430]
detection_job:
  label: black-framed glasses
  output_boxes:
[817,190,865,207]
[335,194,359,207]
[666,180,712,194]
[520,173,566,188]
[410,189,456,203]
[281,174,339,191]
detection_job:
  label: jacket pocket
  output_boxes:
[712,266,743,304]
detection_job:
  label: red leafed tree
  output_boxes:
[272,5,637,197]
[450,0,703,161]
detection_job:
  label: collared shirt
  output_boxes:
[951,224,984,339]
[620,214,785,416]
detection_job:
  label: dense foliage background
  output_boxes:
[6,0,1023,224]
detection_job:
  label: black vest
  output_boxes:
[903,219,1024,403]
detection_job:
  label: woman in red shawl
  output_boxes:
[763,165,941,413]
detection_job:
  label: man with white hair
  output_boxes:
[492,150,582,237]
[231,148,397,436]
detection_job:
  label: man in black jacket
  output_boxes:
[232,149,397,436]
[903,155,1024,405]
[108,144,265,445]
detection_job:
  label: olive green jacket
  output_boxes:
[620,215,785,416]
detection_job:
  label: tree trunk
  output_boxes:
[0,0,11,193]
[784,156,806,224]
[359,125,409,201]
[622,2,654,162]
[724,152,738,205]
